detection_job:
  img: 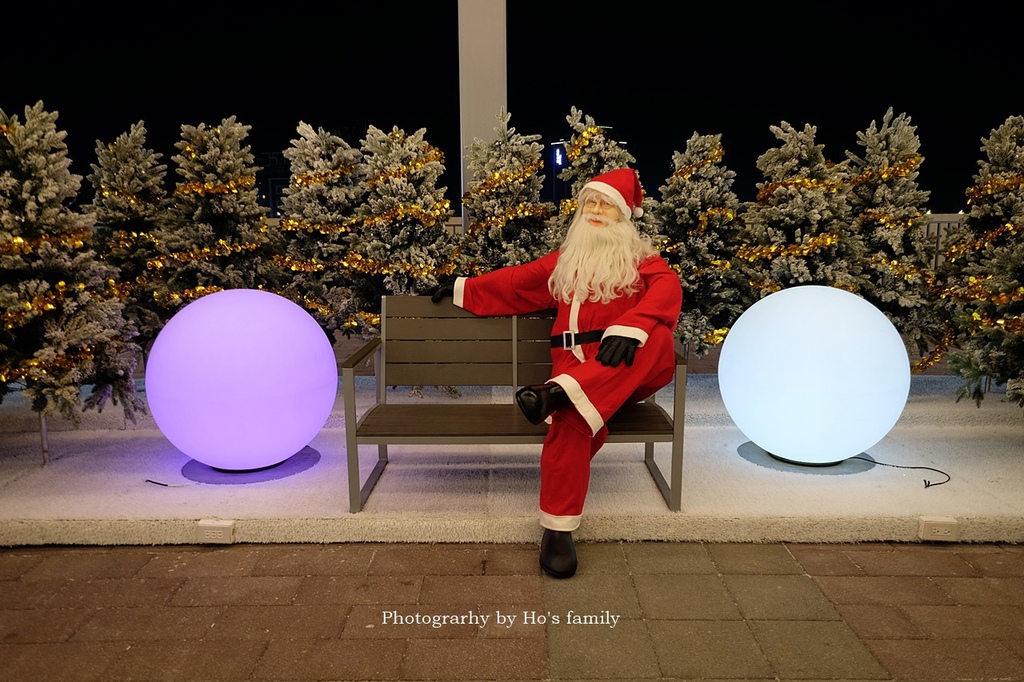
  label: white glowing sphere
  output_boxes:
[718,285,910,464]
[146,289,338,470]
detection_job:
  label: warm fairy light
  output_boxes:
[466,202,553,234]
[966,174,1024,204]
[277,216,358,235]
[671,144,724,179]
[360,199,451,229]
[174,175,256,196]
[291,165,355,188]
[464,160,544,198]
[736,232,841,261]
[944,221,1020,261]
[849,155,922,186]
[565,126,604,162]
[756,177,843,202]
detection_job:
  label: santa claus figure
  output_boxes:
[427,168,683,578]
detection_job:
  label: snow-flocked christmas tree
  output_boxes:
[655,132,749,357]
[85,121,169,356]
[738,121,863,298]
[275,121,364,340]
[846,108,947,371]
[551,107,661,247]
[938,115,1024,408]
[153,116,277,312]
[458,108,555,275]
[346,125,455,338]
[0,101,143,432]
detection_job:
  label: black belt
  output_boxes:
[551,329,605,349]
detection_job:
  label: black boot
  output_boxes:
[539,528,577,578]
[516,383,569,425]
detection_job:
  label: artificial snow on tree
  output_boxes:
[655,132,750,357]
[0,102,144,438]
[153,116,278,313]
[846,108,947,372]
[346,125,455,338]
[275,121,364,341]
[738,121,864,298]
[550,107,661,246]
[458,108,555,275]
[938,115,1024,409]
[85,121,169,356]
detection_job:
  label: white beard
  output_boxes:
[549,211,656,304]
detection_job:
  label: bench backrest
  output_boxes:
[380,296,555,389]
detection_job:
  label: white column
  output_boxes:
[458,0,507,231]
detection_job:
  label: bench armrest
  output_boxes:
[341,337,381,371]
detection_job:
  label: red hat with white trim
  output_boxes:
[582,168,645,219]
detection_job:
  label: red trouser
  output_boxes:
[539,325,676,531]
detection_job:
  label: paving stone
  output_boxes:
[482,544,541,576]
[572,542,628,574]
[0,607,95,642]
[103,638,264,680]
[722,574,841,620]
[834,603,928,639]
[623,541,717,574]
[847,546,982,576]
[135,547,264,578]
[706,542,804,574]
[291,573,422,605]
[647,619,774,679]
[250,543,376,576]
[404,637,547,679]
[543,573,643,620]
[633,573,741,620]
[866,638,1024,679]
[901,604,1024,639]
[206,604,347,639]
[813,575,956,605]
[0,641,126,681]
[420,574,543,604]
[52,577,185,609]
[964,550,1024,577]
[253,637,406,680]
[787,543,869,575]
[0,552,46,580]
[71,606,221,641]
[749,619,890,679]
[932,576,1024,605]
[546,617,658,679]
[367,544,487,575]
[168,575,303,606]
[19,548,155,581]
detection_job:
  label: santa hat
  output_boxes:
[582,168,645,219]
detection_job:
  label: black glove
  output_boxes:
[421,275,457,303]
[596,335,640,367]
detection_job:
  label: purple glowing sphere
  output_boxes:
[146,289,338,470]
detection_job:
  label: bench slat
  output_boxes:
[387,316,513,340]
[386,340,513,363]
[385,363,514,386]
[356,403,672,440]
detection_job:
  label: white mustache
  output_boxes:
[582,212,612,226]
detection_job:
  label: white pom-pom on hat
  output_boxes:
[582,168,645,219]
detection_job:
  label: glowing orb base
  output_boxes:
[146,289,338,470]
[718,285,910,465]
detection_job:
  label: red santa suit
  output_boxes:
[451,249,683,531]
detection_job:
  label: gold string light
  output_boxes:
[360,199,451,230]
[365,141,444,188]
[672,144,724,179]
[173,175,256,196]
[736,232,841,261]
[466,202,553,233]
[944,221,1020,261]
[849,155,922,187]
[0,227,91,255]
[277,216,358,236]
[146,239,264,269]
[565,126,605,162]
[291,165,355,188]
[911,323,955,374]
[464,160,544,199]
[966,174,1024,204]
[756,177,843,202]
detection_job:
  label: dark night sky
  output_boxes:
[5,2,1022,214]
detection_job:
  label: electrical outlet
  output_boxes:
[918,516,960,541]
[196,519,234,544]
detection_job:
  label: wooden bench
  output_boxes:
[341,295,687,513]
